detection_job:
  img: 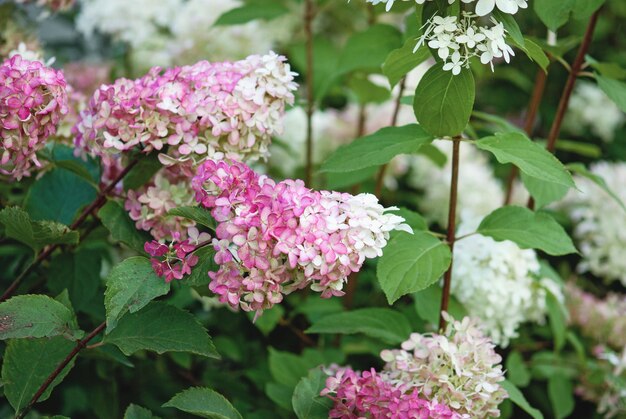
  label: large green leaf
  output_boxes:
[306,308,411,344]
[597,75,626,112]
[124,404,160,419]
[321,124,433,173]
[2,337,77,412]
[521,172,570,208]
[163,387,242,419]
[0,295,82,340]
[501,380,544,419]
[534,0,605,31]
[48,249,102,313]
[292,369,332,419]
[0,207,79,253]
[104,257,170,333]
[413,64,475,137]
[383,41,431,88]
[103,302,219,358]
[477,206,577,256]
[475,132,575,194]
[337,24,403,75]
[548,374,575,419]
[99,200,150,254]
[377,231,451,304]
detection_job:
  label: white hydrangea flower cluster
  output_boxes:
[367,0,524,74]
[560,162,626,286]
[564,81,625,143]
[408,141,526,226]
[450,219,561,346]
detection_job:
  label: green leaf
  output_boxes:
[103,302,219,358]
[124,404,160,419]
[214,3,287,25]
[347,75,391,104]
[247,305,284,336]
[383,41,431,88]
[290,38,340,102]
[306,308,411,344]
[546,293,567,352]
[292,369,332,419]
[266,382,293,410]
[547,374,575,419]
[2,337,77,412]
[534,0,604,31]
[123,153,163,191]
[587,58,626,80]
[493,10,524,48]
[567,163,626,212]
[269,349,317,388]
[54,160,98,185]
[475,132,575,191]
[501,380,544,419]
[321,124,433,173]
[337,24,403,75]
[48,249,102,313]
[413,284,466,326]
[506,352,531,388]
[377,231,451,304]
[597,75,626,112]
[99,200,150,254]
[521,172,569,208]
[0,295,83,340]
[387,208,427,231]
[168,206,217,230]
[186,246,218,287]
[104,257,170,333]
[163,387,242,419]
[413,64,475,137]
[477,206,577,256]
[24,168,97,225]
[0,207,79,253]
[520,37,550,72]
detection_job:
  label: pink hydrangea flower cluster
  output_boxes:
[321,367,458,418]
[379,314,507,418]
[74,52,297,164]
[145,226,210,282]
[566,282,626,350]
[192,159,411,314]
[126,165,197,241]
[0,54,68,179]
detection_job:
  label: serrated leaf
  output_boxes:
[475,132,575,193]
[99,200,150,254]
[24,168,96,225]
[2,337,76,412]
[413,64,475,137]
[0,295,83,340]
[477,206,577,256]
[501,380,544,419]
[321,124,433,173]
[103,302,219,358]
[597,75,626,112]
[292,369,332,419]
[0,207,79,252]
[214,3,288,25]
[104,257,170,333]
[377,231,451,304]
[124,404,160,419]
[548,374,575,419]
[163,387,242,419]
[167,206,217,230]
[383,40,431,88]
[337,24,403,75]
[306,308,411,344]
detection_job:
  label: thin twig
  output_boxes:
[527,10,601,209]
[304,0,315,186]
[375,78,407,197]
[438,136,461,331]
[1,158,139,302]
[16,321,106,419]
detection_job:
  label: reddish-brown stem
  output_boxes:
[438,137,461,331]
[0,158,139,302]
[527,10,601,209]
[16,321,106,419]
[304,0,315,186]
[375,78,407,197]
[504,70,547,205]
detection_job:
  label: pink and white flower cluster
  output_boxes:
[322,315,507,418]
[379,314,507,418]
[321,367,458,418]
[566,282,626,350]
[192,159,411,314]
[0,55,68,179]
[74,52,297,164]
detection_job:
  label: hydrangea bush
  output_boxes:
[0,0,625,418]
